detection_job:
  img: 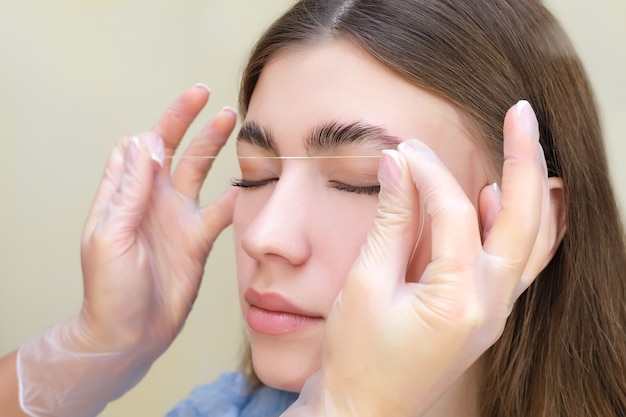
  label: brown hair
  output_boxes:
[238,1,626,415]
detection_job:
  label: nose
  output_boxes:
[240,171,313,266]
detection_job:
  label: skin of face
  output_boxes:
[232,37,489,401]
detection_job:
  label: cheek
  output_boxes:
[305,193,380,308]
[315,194,378,261]
[233,187,379,303]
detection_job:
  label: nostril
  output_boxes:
[241,220,312,267]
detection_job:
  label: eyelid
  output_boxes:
[231,177,278,188]
[329,181,380,196]
[231,177,379,196]
[236,155,281,186]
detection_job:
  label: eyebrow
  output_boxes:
[237,121,278,154]
[237,120,401,155]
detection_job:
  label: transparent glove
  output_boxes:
[17,85,239,417]
[283,101,562,417]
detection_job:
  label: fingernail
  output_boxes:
[193,83,211,93]
[147,136,165,167]
[398,138,436,157]
[221,106,238,116]
[491,182,502,204]
[126,136,140,165]
[380,149,401,184]
[539,144,549,175]
[515,100,539,140]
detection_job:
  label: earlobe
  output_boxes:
[541,177,567,269]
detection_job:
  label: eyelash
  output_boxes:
[230,178,278,188]
[230,178,380,196]
[329,182,380,195]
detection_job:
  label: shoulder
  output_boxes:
[165,372,251,417]
[242,381,299,417]
[166,372,298,417]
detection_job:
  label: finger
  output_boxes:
[513,177,560,298]
[172,106,238,199]
[400,139,482,274]
[483,101,545,271]
[200,186,240,244]
[83,137,130,241]
[348,150,420,298]
[478,182,502,243]
[102,133,164,236]
[152,84,211,170]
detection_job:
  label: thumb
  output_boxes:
[103,134,165,235]
[347,148,422,298]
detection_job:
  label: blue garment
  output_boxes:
[166,372,299,417]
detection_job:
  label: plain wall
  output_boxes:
[0,1,624,416]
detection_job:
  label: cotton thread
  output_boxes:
[164,155,383,160]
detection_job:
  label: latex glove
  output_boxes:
[17,85,239,417]
[283,101,554,417]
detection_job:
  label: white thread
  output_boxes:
[165,155,382,160]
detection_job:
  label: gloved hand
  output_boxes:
[284,101,558,417]
[17,85,239,417]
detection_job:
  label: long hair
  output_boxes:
[237,1,626,415]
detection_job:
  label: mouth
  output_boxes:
[244,288,324,335]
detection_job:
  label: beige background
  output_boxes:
[0,1,624,416]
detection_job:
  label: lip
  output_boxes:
[244,288,324,335]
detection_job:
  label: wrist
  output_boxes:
[17,317,155,417]
[318,370,423,417]
[282,372,378,417]
[76,302,155,354]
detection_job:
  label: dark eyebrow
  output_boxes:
[237,120,400,155]
[237,121,278,154]
[307,121,400,154]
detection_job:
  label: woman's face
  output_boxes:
[233,38,489,392]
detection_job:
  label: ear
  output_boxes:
[478,175,566,291]
[540,176,567,270]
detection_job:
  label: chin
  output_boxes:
[256,366,308,392]
[250,333,322,393]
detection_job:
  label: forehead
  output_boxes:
[245,38,473,157]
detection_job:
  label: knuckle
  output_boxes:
[458,298,487,330]
[86,223,116,253]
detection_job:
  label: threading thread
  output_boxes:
[164,155,383,160]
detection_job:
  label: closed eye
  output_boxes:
[231,178,278,188]
[231,178,380,195]
[329,181,380,196]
